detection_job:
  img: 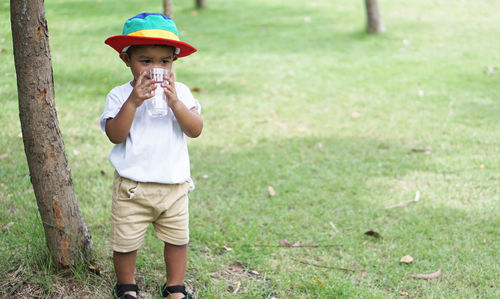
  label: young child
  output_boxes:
[101,13,202,299]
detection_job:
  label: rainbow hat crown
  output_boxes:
[105,13,197,57]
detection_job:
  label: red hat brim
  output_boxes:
[105,35,197,57]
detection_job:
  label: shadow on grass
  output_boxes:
[187,134,499,296]
[189,134,419,244]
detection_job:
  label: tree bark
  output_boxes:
[365,0,386,34]
[10,0,93,268]
[163,0,173,19]
[195,0,206,9]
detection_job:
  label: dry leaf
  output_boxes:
[279,239,292,247]
[0,153,8,160]
[411,147,432,154]
[191,10,199,16]
[88,264,102,275]
[222,246,233,252]
[484,66,496,75]
[191,87,201,93]
[411,268,442,279]
[385,191,420,209]
[400,255,414,264]
[268,186,276,196]
[364,230,382,239]
[230,262,244,272]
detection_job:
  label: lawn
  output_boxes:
[0,0,499,298]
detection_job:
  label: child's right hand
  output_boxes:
[129,71,155,107]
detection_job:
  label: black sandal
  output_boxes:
[161,283,193,299]
[113,283,139,299]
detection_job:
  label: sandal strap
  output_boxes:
[114,283,139,298]
[162,284,191,298]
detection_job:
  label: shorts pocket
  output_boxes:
[116,176,139,200]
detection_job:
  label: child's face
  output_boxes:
[120,45,176,81]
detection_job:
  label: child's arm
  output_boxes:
[163,73,203,138]
[105,72,155,144]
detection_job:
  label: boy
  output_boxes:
[101,13,202,299]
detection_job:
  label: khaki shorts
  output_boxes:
[110,171,190,252]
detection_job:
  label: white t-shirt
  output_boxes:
[100,81,201,184]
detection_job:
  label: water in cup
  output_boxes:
[145,67,169,117]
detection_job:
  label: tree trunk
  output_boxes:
[195,0,206,9]
[365,0,386,34]
[163,0,173,19]
[10,0,93,268]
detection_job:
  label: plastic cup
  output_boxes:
[145,67,169,117]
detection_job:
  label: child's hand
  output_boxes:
[129,71,155,107]
[161,72,180,109]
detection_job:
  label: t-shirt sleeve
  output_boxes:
[100,88,125,132]
[176,82,202,114]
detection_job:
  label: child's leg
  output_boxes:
[164,243,187,298]
[114,250,138,296]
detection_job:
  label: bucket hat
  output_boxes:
[105,12,197,57]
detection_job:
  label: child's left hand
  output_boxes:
[161,72,180,110]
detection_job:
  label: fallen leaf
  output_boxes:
[411,268,441,279]
[364,230,382,239]
[268,186,276,196]
[400,255,414,264]
[0,153,8,160]
[279,239,292,246]
[88,264,102,275]
[222,246,233,252]
[100,170,106,176]
[385,191,420,209]
[411,147,432,154]
[191,87,201,93]
[191,10,199,16]
[230,262,244,272]
[484,66,497,74]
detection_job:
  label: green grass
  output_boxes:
[1,0,499,297]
